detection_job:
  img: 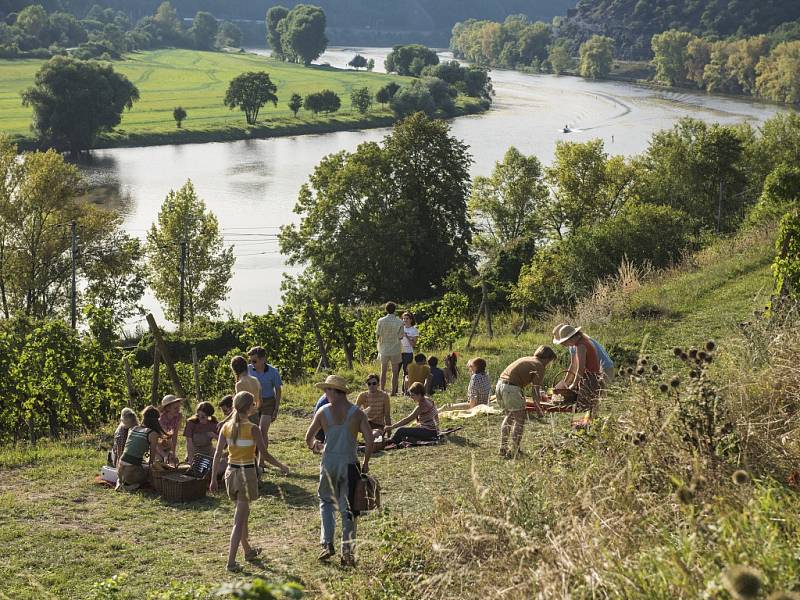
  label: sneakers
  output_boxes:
[318,543,335,561]
[341,551,356,567]
[225,562,243,573]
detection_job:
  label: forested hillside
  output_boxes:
[562,0,800,58]
[0,0,575,45]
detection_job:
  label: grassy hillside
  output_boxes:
[2,229,798,599]
[0,49,489,149]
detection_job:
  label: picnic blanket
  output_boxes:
[438,403,503,420]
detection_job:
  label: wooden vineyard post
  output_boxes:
[465,298,485,351]
[151,343,160,405]
[192,346,201,403]
[482,280,494,339]
[123,354,136,405]
[146,313,187,399]
[306,300,330,372]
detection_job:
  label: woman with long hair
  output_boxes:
[117,406,173,490]
[210,391,267,572]
[184,401,219,462]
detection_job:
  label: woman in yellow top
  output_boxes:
[355,373,392,436]
[211,391,266,572]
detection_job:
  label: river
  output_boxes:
[77,47,788,331]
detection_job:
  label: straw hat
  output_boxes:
[551,322,566,338]
[160,394,182,409]
[553,324,582,345]
[314,374,351,394]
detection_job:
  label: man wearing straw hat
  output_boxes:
[552,324,607,403]
[552,323,615,385]
[305,374,374,567]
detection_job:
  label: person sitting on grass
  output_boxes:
[552,322,615,385]
[552,324,603,403]
[443,352,458,385]
[380,382,439,447]
[406,353,432,394]
[355,373,392,437]
[158,394,182,456]
[495,345,556,459]
[218,394,234,419]
[467,357,491,407]
[117,406,175,491]
[184,401,219,463]
[210,391,267,573]
[108,407,137,468]
[428,356,447,394]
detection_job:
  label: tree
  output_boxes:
[279,113,473,303]
[772,209,800,301]
[0,138,144,321]
[216,21,242,48]
[423,77,457,115]
[636,119,749,232]
[545,139,634,237]
[288,92,303,116]
[189,11,217,50]
[173,106,186,128]
[548,40,573,75]
[463,67,493,99]
[389,82,436,118]
[348,54,367,69]
[468,147,548,256]
[223,72,278,125]
[304,89,340,115]
[375,81,400,105]
[152,1,183,44]
[266,5,289,59]
[145,180,234,323]
[651,29,695,86]
[350,87,371,114]
[15,4,48,37]
[366,58,375,71]
[22,56,139,154]
[385,44,439,76]
[518,21,552,65]
[579,35,614,80]
[755,41,800,104]
[277,4,327,66]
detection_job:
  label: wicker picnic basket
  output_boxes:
[151,455,211,502]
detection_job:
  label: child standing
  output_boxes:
[210,391,266,572]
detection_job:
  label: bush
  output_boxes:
[515,204,696,311]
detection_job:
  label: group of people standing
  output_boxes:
[106,302,613,571]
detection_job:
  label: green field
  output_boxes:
[0,50,478,148]
[2,228,799,598]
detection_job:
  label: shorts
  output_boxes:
[249,398,277,424]
[379,353,401,368]
[224,465,259,502]
[495,379,525,412]
[118,463,149,485]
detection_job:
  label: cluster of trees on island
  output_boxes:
[0,1,243,59]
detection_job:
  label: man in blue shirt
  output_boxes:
[313,393,328,442]
[247,346,283,445]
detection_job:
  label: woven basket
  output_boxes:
[157,472,209,502]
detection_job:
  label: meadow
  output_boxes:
[0,50,488,149]
[2,225,799,599]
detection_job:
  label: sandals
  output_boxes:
[244,547,262,562]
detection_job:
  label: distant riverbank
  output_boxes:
[0,48,489,152]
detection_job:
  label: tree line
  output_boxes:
[0,1,243,59]
[651,30,800,104]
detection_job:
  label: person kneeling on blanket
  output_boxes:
[381,382,439,447]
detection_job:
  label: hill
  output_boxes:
[561,0,800,58]
[2,225,798,598]
[0,0,576,46]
